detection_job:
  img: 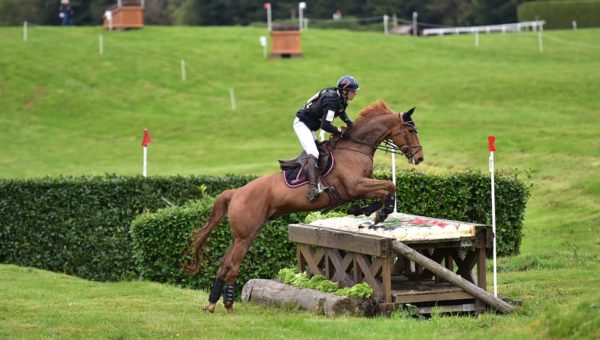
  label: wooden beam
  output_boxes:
[391,240,514,313]
[288,224,389,256]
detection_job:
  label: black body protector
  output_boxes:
[296,88,352,134]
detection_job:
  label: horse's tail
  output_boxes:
[182,189,236,275]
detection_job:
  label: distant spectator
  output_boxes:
[332,9,342,21]
[58,0,73,26]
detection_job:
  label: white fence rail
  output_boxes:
[423,21,545,36]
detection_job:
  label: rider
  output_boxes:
[293,75,359,202]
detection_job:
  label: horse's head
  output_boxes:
[351,101,424,165]
[387,107,424,165]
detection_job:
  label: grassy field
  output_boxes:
[1,26,599,338]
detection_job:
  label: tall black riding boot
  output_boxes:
[305,155,320,202]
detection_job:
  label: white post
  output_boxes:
[391,149,397,213]
[141,129,151,177]
[265,3,272,31]
[538,23,544,53]
[141,0,145,8]
[259,36,267,58]
[572,20,577,31]
[475,31,479,47]
[412,11,418,36]
[118,0,122,7]
[180,59,186,81]
[229,88,236,110]
[143,147,148,177]
[488,136,498,298]
[392,14,397,27]
[99,34,104,55]
[383,15,389,35]
[23,21,28,42]
[299,2,306,31]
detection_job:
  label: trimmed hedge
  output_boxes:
[130,198,305,291]
[0,174,255,281]
[0,171,529,284]
[518,1,600,29]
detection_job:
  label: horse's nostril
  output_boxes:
[417,157,424,163]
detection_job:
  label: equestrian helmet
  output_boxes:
[336,75,360,92]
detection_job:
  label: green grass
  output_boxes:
[1,264,598,339]
[1,26,599,337]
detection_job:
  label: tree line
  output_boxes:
[0,0,531,27]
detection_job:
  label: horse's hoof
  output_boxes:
[359,221,373,229]
[226,307,235,314]
[202,304,216,313]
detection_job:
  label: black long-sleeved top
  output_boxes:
[296,88,352,134]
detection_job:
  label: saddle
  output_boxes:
[278,140,335,188]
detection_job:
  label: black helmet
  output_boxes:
[336,75,360,91]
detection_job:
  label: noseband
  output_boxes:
[386,123,422,159]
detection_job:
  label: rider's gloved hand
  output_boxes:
[341,129,351,139]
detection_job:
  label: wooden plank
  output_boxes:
[391,240,514,313]
[289,224,388,256]
[394,291,474,303]
[297,244,323,276]
[382,255,393,304]
[413,303,476,314]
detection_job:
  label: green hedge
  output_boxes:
[130,198,305,291]
[0,174,255,281]
[518,1,600,29]
[0,171,529,283]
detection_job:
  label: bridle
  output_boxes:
[337,115,422,160]
[383,122,423,159]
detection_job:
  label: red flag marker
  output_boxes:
[488,135,496,152]
[263,2,270,10]
[141,129,152,147]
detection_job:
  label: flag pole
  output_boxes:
[488,135,498,297]
[141,129,152,177]
[391,147,397,213]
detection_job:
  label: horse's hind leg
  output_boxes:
[202,246,236,313]
[219,237,256,314]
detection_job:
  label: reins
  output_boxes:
[334,122,422,159]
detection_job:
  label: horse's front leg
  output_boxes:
[346,178,396,223]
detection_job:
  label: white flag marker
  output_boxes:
[141,129,152,177]
[488,135,498,297]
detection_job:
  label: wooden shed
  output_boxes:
[103,0,144,30]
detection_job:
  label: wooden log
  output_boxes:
[391,240,514,314]
[241,279,359,317]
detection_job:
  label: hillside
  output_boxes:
[1,26,599,337]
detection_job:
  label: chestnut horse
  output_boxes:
[183,101,424,313]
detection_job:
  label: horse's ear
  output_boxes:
[403,107,416,120]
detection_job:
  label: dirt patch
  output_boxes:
[22,87,48,110]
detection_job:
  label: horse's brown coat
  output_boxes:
[183,101,424,313]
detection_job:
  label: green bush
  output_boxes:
[0,174,255,281]
[518,1,600,29]
[130,198,305,292]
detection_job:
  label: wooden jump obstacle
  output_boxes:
[103,1,144,30]
[270,24,302,58]
[288,220,513,314]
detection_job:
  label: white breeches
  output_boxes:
[293,117,319,158]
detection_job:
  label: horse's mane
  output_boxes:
[355,101,394,125]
